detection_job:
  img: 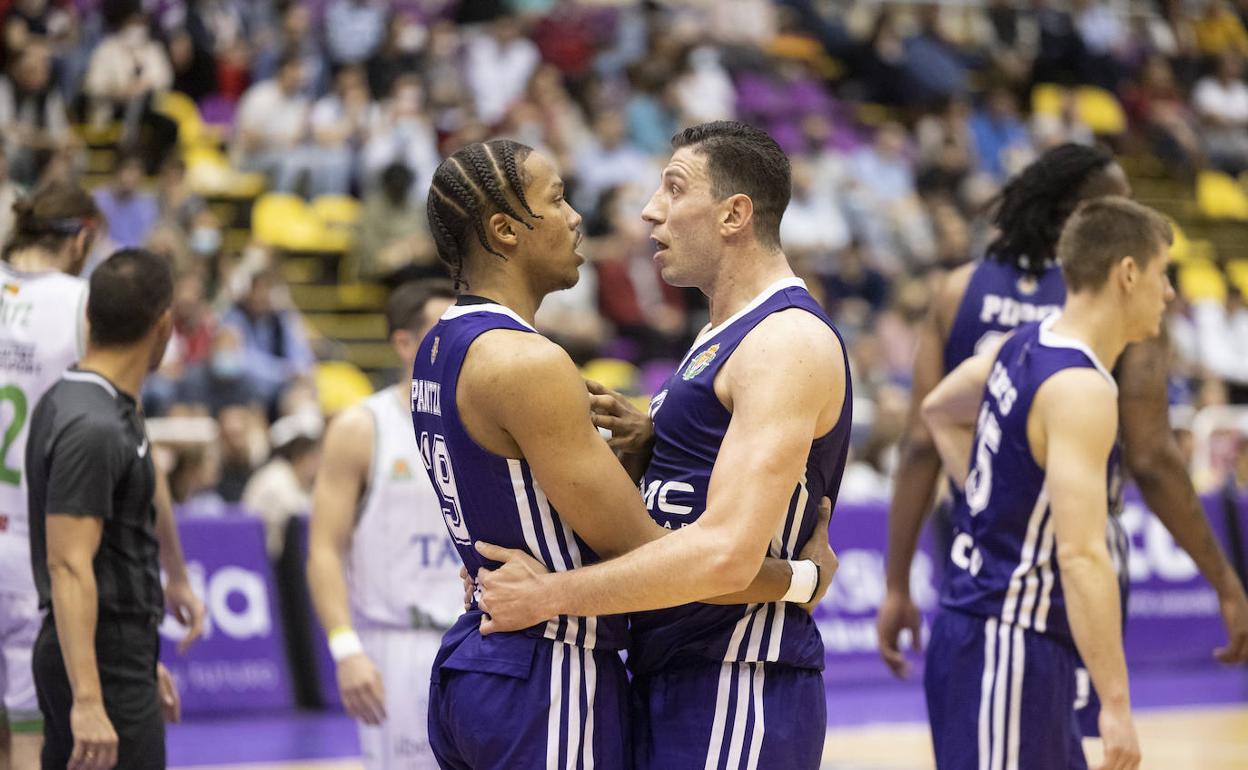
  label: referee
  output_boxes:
[26,249,185,770]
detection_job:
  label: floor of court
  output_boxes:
[168,665,1248,770]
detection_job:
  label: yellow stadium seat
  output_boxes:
[1226,260,1248,295]
[1030,83,1065,117]
[1178,263,1228,302]
[1197,171,1248,220]
[315,361,374,416]
[1074,86,1126,136]
[580,358,640,394]
[157,91,222,148]
[252,193,315,248]
[312,195,362,227]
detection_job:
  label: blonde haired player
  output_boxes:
[307,280,460,769]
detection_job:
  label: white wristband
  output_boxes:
[782,559,819,604]
[328,627,364,662]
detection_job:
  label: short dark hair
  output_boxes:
[427,139,539,289]
[670,121,791,250]
[987,143,1116,275]
[386,278,455,336]
[87,249,174,347]
[1057,197,1172,293]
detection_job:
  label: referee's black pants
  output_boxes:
[33,614,165,770]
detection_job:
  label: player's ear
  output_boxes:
[1119,255,1139,291]
[719,193,754,239]
[487,212,519,250]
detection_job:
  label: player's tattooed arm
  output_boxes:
[1117,335,1248,664]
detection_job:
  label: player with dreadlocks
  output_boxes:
[413,140,834,767]
[877,143,1248,722]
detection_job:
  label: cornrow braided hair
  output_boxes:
[426,139,541,290]
[985,143,1114,277]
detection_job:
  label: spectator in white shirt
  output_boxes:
[324,0,388,67]
[1193,52,1248,173]
[464,16,540,126]
[361,73,439,198]
[309,64,371,193]
[83,4,175,171]
[234,51,350,196]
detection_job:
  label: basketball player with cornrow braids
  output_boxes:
[412,139,836,768]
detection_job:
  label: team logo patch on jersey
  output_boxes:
[391,458,414,481]
[430,336,440,363]
[681,343,719,380]
[1016,275,1039,296]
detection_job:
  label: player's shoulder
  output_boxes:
[324,402,377,448]
[1035,366,1118,423]
[738,306,843,369]
[468,327,579,385]
[934,261,978,330]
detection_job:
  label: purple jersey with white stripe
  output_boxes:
[628,279,852,675]
[943,259,1066,375]
[941,316,1124,641]
[410,302,628,652]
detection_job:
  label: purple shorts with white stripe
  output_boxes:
[428,614,629,770]
[924,609,1088,770]
[630,660,824,770]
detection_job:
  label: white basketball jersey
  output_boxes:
[349,388,463,629]
[0,263,87,594]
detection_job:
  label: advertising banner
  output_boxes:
[158,517,294,713]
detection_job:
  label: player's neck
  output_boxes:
[457,268,543,325]
[78,348,150,401]
[6,246,66,274]
[1048,296,1128,372]
[703,248,794,327]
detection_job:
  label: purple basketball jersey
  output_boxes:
[943,259,1066,375]
[628,278,852,675]
[941,316,1124,641]
[410,302,628,652]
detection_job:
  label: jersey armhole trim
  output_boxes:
[75,284,88,359]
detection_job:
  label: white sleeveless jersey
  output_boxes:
[348,388,464,630]
[0,264,88,594]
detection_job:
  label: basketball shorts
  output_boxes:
[428,628,629,770]
[924,609,1087,770]
[630,659,825,770]
[0,590,41,731]
[357,627,444,770]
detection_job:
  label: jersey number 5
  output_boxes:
[418,431,472,545]
[965,403,1002,516]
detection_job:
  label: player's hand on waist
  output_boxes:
[69,698,118,770]
[475,541,556,635]
[586,379,653,454]
[797,497,838,614]
[460,564,476,611]
[337,653,386,726]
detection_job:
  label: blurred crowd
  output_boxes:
[4,0,1248,543]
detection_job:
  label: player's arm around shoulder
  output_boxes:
[701,309,845,577]
[463,330,661,559]
[920,334,1008,488]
